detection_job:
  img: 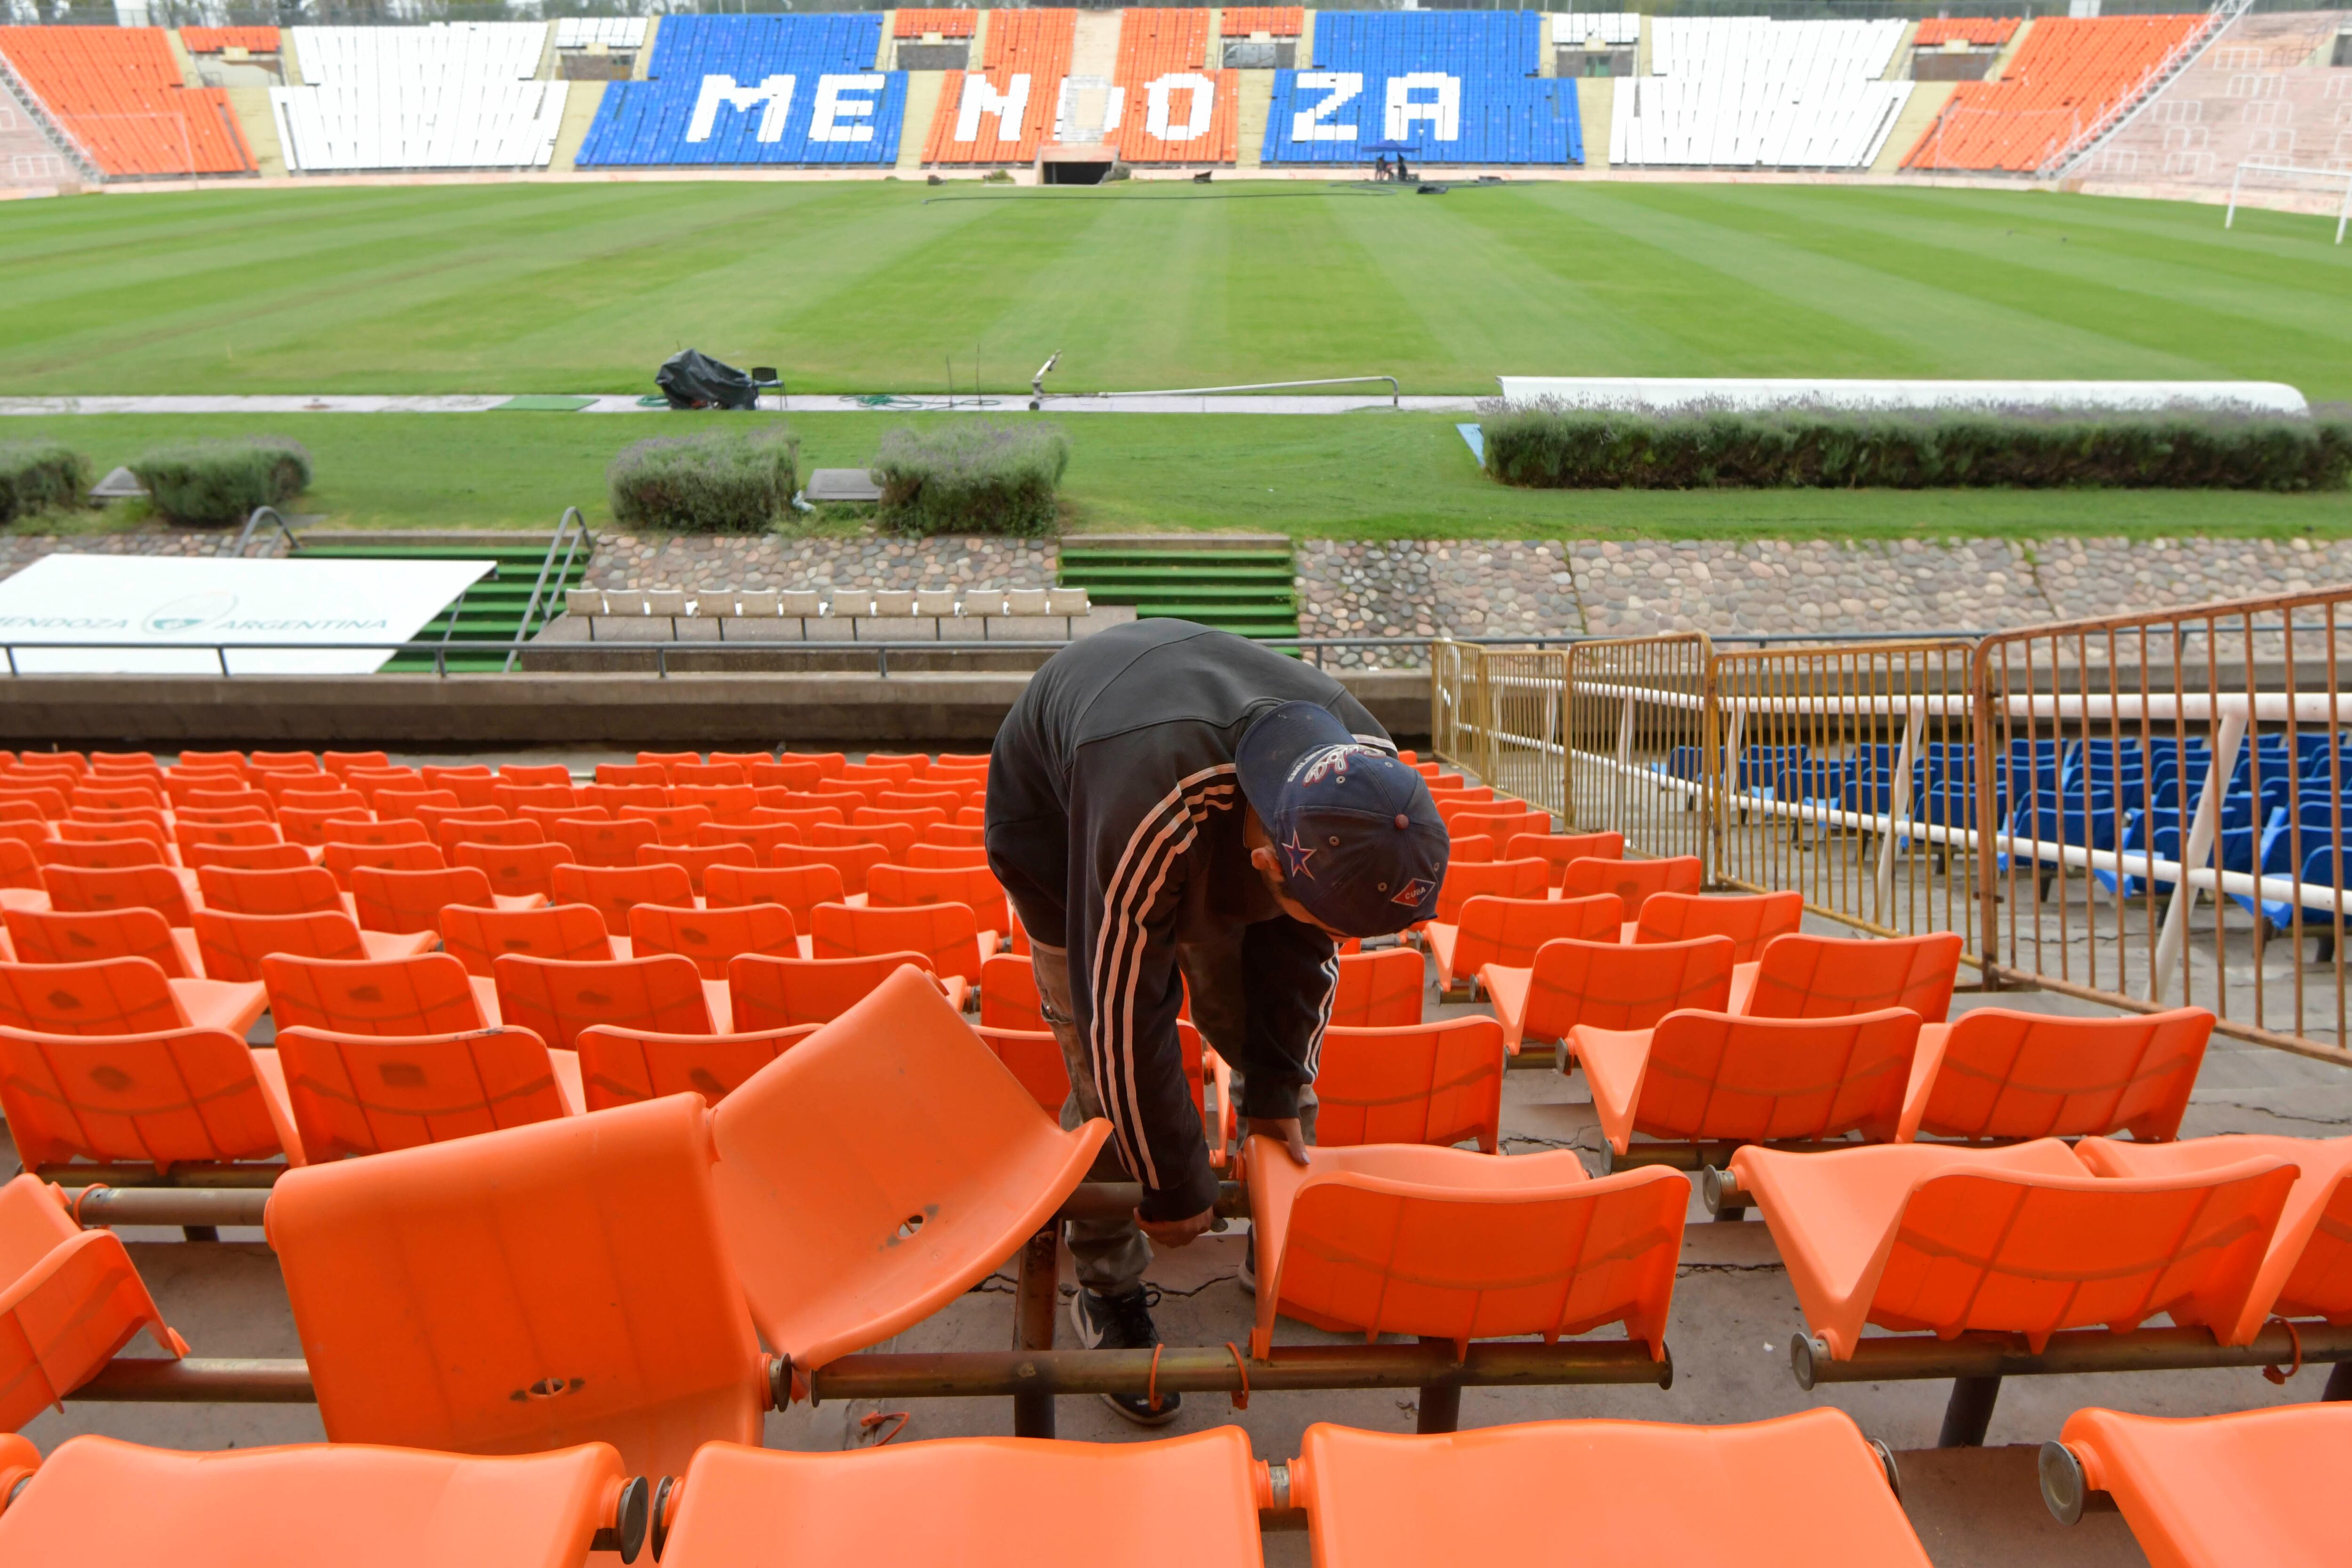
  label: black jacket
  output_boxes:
[985,620,1393,1221]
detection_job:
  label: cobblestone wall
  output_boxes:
[4,529,2347,669]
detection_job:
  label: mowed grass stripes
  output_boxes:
[0,180,2344,398]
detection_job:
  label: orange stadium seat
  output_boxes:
[0,1174,187,1434]
[0,955,266,1037]
[493,952,723,1048]
[417,804,505,838]
[671,763,746,788]
[628,902,796,979]
[1572,1007,1925,1157]
[174,820,285,862]
[193,908,437,983]
[1483,934,1735,1055]
[324,841,446,890]
[1329,946,1425,1027]
[597,762,668,787]
[977,951,1046,1031]
[693,821,803,865]
[551,861,694,938]
[1632,891,1803,963]
[1245,1136,1685,1360]
[0,1435,628,1568]
[1505,829,1623,885]
[772,841,888,895]
[780,750,847,776]
[320,817,429,850]
[519,804,604,831]
[0,26,254,175]
[548,816,659,867]
[638,841,758,893]
[194,864,343,916]
[453,841,569,901]
[1562,854,1704,924]
[672,785,759,821]
[2045,1403,2350,1565]
[274,1024,582,1157]
[435,817,541,854]
[1904,15,2203,173]
[7,905,199,980]
[575,1021,820,1112]
[923,6,1074,164]
[728,951,955,1027]
[707,967,1104,1396]
[1428,892,1621,993]
[277,801,370,845]
[372,788,460,821]
[250,750,319,773]
[1293,1409,1933,1568]
[440,903,619,975]
[706,861,842,926]
[1449,807,1552,846]
[1734,931,1962,1021]
[973,1024,1069,1112]
[1429,856,1548,925]
[866,860,1009,931]
[657,1430,1258,1568]
[0,1022,304,1175]
[810,900,991,985]
[187,840,313,873]
[37,836,167,872]
[1908,1006,2211,1145]
[262,952,488,1036]
[1732,1139,2295,1360]
[811,820,917,860]
[268,1094,768,1476]
[42,862,196,924]
[320,749,389,773]
[2073,1133,2352,1346]
[1314,1016,1508,1152]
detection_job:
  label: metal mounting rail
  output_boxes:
[507,505,593,674]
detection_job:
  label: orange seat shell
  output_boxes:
[2057,1403,2352,1568]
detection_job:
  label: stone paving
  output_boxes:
[4,528,2350,667]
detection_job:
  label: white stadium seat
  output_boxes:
[272,24,568,173]
[1612,18,1911,171]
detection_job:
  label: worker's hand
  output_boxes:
[1258,1117,1311,1167]
[1137,1205,1216,1248]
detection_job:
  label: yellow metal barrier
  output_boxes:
[1710,640,1981,954]
[1565,634,1713,864]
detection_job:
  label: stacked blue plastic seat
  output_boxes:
[576,15,905,167]
[1261,11,1577,166]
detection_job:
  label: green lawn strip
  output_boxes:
[4,411,2349,541]
[1,181,2345,396]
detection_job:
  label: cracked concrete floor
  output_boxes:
[19,947,2350,1568]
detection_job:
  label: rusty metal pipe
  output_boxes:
[65,1187,274,1229]
[1010,1227,1059,1439]
[803,1340,1674,1402]
[1793,1322,2352,1389]
[76,1358,316,1402]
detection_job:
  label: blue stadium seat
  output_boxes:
[576,15,905,167]
[1260,11,1577,166]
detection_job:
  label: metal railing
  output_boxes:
[1430,593,2352,1067]
[507,506,594,674]
[230,505,301,558]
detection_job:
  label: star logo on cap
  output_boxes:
[1390,876,1434,907]
[1282,831,1318,879]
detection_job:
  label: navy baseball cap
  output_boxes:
[1234,702,1450,938]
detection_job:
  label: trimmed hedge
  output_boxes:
[0,441,89,524]
[607,424,799,533]
[130,437,311,525]
[874,421,1070,537]
[1480,406,2352,492]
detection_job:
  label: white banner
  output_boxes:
[0,555,498,675]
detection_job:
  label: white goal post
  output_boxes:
[2224,158,2352,245]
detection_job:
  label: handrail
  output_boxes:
[230,506,302,558]
[505,506,593,674]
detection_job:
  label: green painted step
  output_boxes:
[1059,540,1297,640]
[292,535,589,670]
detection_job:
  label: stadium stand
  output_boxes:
[1554,13,1644,47]
[924,6,1073,164]
[1612,19,1912,170]
[179,28,279,56]
[576,15,906,169]
[895,9,978,40]
[1106,8,1237,165]
[0,24,253,176]
[1262,11,1580,165]
[2083,10,2352,185]
[1903,13,2208,172]
[552,17,646,52]
[1913,19,2020,50]
[1220,8,1305,39]
[271,23,566,172]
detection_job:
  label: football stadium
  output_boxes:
[0,4,2351,1566]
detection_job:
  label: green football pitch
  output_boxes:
[2,178,2348,398]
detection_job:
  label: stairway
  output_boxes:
[1057,535,1299,641]
[290,531,591,672]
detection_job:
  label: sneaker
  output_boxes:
[1068,1284,1181,1425]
